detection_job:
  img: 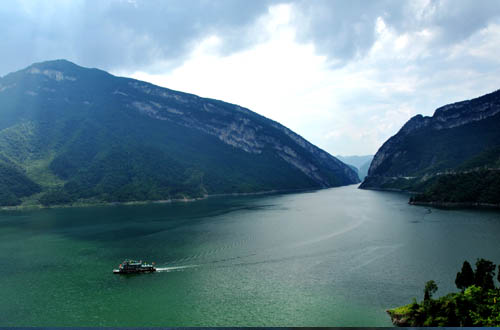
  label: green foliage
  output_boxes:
[0,161,41,206]
[456,260,474,292]
[475,258,496,290]
[0,191,21,207]
[39,189,74,206]
[458,145,500,171]
[390,259,500,326]
[424,280,438,301]
[410,169,500,206]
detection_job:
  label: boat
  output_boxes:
[113,259,156,274]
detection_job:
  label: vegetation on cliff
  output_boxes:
[388,258,500,326]
[0,161,41,206]
[410,170,500,207]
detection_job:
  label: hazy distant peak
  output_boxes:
[26,59,81,72]
[336,155,373,168]
[16,59,112,82]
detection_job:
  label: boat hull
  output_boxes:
[113,268,156,274]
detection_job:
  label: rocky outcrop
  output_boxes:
[387,309,411,327]
[125,75,359,186]
[361,89,500,192]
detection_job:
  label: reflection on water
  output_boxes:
[0,185,499,326]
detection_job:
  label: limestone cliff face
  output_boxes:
[361,89,500,190]
[0,60,358,206]
[124,79,359,187]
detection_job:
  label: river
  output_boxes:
[1,185,499,326]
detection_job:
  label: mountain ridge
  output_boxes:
[360,89,500,206]
[0,59,359,206]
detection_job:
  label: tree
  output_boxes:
[424,280,438,301]
[474,258,496,290]
[456,260,475,292]
[498,265,500,285]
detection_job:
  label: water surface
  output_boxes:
[1,185,499,326]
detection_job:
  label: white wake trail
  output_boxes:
[156,265,198,272]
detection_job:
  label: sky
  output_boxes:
[1,0,500,156]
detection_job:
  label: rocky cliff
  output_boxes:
[360,89,500,200]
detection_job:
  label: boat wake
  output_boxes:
[155,253,258,272]
[155,265,199,272]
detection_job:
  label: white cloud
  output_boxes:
[113,3,500,156]
[2,1,499,157]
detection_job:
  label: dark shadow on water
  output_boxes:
[0,195,280,242]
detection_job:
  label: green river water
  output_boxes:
[1,185,499,326]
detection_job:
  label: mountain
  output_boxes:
[0,60,359,206]
[336,155,373,180]
[346,164,359,179]
[360,89,500,206]
[357,160,372,181]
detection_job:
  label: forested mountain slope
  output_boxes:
[0,60,358,206]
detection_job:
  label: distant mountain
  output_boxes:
[357,160,372,181]
[360,90,500,207]
[0,60,359,206]
[336,155,373,181]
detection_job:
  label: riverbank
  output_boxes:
[358,186,416,194]
[362,170,500,210]
[360,184,500,210]
[0,187,318,211]
[409,200,500,209]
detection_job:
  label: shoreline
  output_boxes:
[409,200,500,210]
[357,186,416,194]
[0,187,319,211]
[360,187,500,210]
